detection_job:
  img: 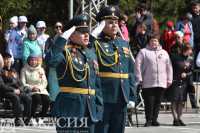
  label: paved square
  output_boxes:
[1,112,200,133]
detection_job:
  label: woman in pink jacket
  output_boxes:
[135,33,173,127]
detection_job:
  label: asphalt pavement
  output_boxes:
[1,110,200,133]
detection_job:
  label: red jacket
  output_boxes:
[161,29,176,53]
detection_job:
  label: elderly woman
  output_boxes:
[135,33,173,127]
[20,54,50,123]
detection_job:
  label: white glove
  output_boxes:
[61,26,76,40]
[127,101,135,109]
[91,20,105,38]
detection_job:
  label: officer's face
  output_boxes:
[103,19,118,38]
[70,31,89,47]
[149,38,159,49]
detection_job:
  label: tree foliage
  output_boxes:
[0,0,198,32]
[0,0,30,20]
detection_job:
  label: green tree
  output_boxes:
[0,0,30,23]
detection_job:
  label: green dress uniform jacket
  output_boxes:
[92,34,135,104]
[46,37,103,122]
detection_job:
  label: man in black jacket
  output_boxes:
[190,2,200,67]
[0,53,32,126]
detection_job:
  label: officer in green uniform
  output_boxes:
[46,14,103,133]
[92,6,135,133]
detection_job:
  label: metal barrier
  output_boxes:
[189,69,200,108]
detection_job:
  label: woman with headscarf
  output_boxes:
[20,54,50,124]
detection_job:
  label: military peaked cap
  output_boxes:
[65,14,89,33]
[96,6,120,22]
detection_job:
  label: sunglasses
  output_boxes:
[55,26,62,29]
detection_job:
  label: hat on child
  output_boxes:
[28,25,37,34]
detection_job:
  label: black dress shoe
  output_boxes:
[152,121,160,126]
[144,121,152,127]
[178,120,186,126]
[192,106,199,109]
[173,120,180,126]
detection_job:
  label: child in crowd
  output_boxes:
[22,25,42,65]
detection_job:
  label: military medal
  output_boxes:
[74,57,78,62]
[79,60,83,65]
[104,45,109,48]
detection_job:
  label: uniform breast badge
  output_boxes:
[122,47,130,57]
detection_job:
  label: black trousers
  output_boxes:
[95,103,127,133]
[142,87,164,122]
[4,92,32,118]
[31,94,50,117]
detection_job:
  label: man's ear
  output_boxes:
[69,32,76,41]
